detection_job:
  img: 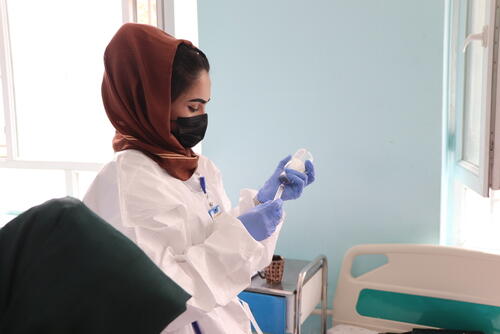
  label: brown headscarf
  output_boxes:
[102,23,199,181]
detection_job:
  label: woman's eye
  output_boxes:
[188,106,199,112]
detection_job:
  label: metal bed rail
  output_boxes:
[295,255,328,334]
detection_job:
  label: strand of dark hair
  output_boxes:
[171,43,210,102]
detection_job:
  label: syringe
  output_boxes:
[273,148,314,200]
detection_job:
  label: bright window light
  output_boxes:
[6,0,123,162]
[0,168,66,215]
[137,0,157,26]
[74,170,98,200]
[455,184,500,253]
[0,76,5,158]
[173,0,198,45]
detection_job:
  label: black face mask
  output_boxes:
[172,113,208,148]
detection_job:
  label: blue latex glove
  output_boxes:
[257,155,315,203]
[238,199,283,241]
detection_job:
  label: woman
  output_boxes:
[84,23,315,334]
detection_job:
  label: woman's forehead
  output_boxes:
[182,71,211,102]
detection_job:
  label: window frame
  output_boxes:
[442,0,500,245]
[0,0,18,161]
[491,2,500,189]
[449,0,497,197]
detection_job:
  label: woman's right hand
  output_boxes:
[238,199,283,241]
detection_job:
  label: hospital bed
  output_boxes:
[329,244,500,334]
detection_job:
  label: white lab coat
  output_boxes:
[83,149,282,334]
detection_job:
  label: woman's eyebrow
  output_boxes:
[188,98,210,104]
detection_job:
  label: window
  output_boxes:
[137,0,157,26]
[454,184,500,252]
[0,75,5,158]
[0,168,67,227]
[0,0,162,217]
[447,0,496,196]
[0,0,198,217]
[6,0,121,162]
[461,0,487,167]
[442,0,500,250]
[0,168,66,213]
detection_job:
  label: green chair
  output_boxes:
[0,197,190,334]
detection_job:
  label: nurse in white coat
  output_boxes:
[84,23,315,334]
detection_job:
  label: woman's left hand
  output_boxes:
[257,156,315,203]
